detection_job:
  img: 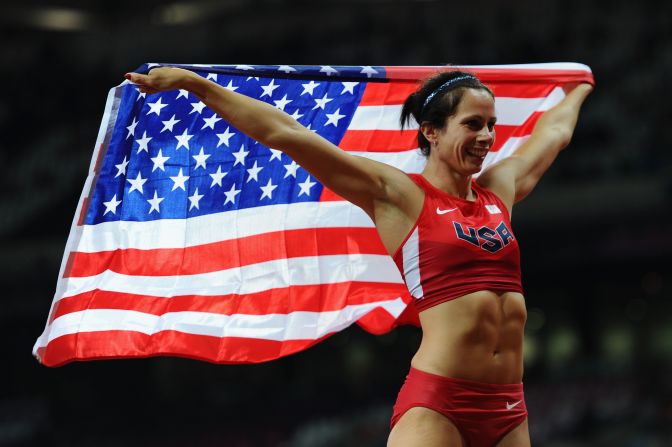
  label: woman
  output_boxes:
[126,67,592,446]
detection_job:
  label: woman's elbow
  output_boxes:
[550,126,573,150]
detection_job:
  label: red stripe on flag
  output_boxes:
[490,112,543,152]
[338,113,544,154]
[319,187,345,202]
[488,83,557,99]
[361,80,563,106]
[77,197,89,226]
[38,330,333,367]
[383,66,594,85]
[360,81,419,106]
[66,227,386,278]
[339,129,417,151]
[51,282,406,321]
[339,112,543,154]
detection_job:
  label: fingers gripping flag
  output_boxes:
[33,63,594,366]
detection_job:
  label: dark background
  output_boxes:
[1,1,671,446]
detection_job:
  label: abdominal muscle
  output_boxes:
[411,290,527,384]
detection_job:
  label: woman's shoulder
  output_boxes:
[474,168,515,214]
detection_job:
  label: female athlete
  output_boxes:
[126,67,592,447]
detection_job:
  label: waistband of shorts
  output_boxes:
[407,367,524,393]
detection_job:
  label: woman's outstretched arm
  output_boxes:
[478,83,593,208]
[126,67,414,218]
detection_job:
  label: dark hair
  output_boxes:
[400,70,494,157]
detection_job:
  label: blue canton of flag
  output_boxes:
[86,65,372,224]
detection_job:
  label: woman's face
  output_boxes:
[423,88,497,176]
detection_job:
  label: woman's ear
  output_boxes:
[420,122,437,145]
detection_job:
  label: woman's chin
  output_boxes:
[462,159,484,175]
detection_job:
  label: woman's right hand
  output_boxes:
[124,67,194,94]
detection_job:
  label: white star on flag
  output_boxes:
[232,145,249,166]
[103,194,122,215]
[223,81,238,91]
[298,176,317,196]
[188,188,204,210]
[175,129,194,150]
[284,160,299,178]
[126,117,138,139]
[259,178,278,200]
[190,101,207,114]
[268,148,282,161]
[289,110,304,121]
[206,73,218,81]
[170,168,189,191]
[277,65,296,73]
[246,161,263,183]
[360,66,378,77]
[209,165,227,187]
[341,82,358,95]
[274,95,292,111]
[127,172,147,194]
[146,97,168,116]
[147,190,164,214]
[325,108,346,127]
[150,149,170,172]
[202,114,222,130]
[320,66,338,76]
[114,156,129,178]
[176,89,190,99]
[313,93,333,110]
[223,182,241,205]
[135,131,152,153]
[216,127,235,148]
[301,81,319,96]
[161,115,180,133]
[261,79,280,98]
[192,147,210,170]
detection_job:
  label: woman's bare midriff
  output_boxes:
[411,290,527,384]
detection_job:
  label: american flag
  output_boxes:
[33,63,594,366]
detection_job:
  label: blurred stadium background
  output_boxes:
[1,0,670,445]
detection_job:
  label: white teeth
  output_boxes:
[467,149,487,158]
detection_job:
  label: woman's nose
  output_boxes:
[478,127,495,144]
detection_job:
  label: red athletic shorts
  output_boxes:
[391,367,528,447]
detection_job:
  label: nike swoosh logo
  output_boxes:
[506,400,522,410]
[436,207,458,215]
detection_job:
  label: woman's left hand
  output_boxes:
[125,67,194,94]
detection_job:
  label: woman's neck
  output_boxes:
[421,162,475,200]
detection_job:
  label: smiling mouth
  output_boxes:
[466,147,489,159]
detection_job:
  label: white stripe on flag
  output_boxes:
[478,136,530,174]
[350,96,555,131]
[350,105,417,130]
[351,150,426,173]
[59,254,404,300]
[537,87,566,111]
[78,201,374,252]
[43,297,408,344]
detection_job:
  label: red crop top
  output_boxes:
[392,174,523,313]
